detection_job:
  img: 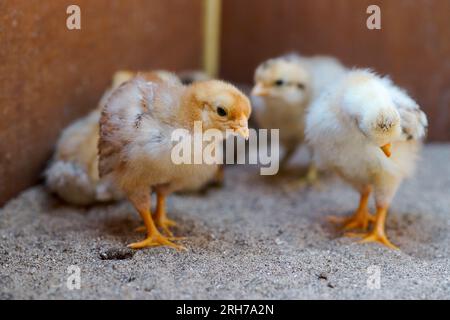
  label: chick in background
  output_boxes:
[305,69,428,249]
[251,53,346,183]
[99,77,251,250]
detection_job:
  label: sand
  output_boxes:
[0,144,449,299]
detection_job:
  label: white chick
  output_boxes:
[251,53,346,180]
[45,70,181,205]
[98,77,251,250]
[305,69,428,249]
[45,109,122,205]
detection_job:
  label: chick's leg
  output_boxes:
[154,192,177,237]
[280,145,297,168]
[329,186,374,231]
[347,178,400,249]
[304,162,319,185]
[303,146,319,185]
[352,206,398,250]
[127,192,184,250]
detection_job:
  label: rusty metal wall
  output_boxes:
[0,0,203,205]
[221,0,450,141]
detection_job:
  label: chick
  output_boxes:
[251,53,346,179]
[168,70,230,190]
[98,77,251,250]
[177,70,211,85]
[305,69,428,249]
[45,70,181,205]
[45,108,122,205]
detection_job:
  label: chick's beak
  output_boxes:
[232,117,249,140]
[380,143,392,157]
[251,83,269,97]
[235,126,250,140]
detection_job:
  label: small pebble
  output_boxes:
[99,247,135,260]
[318,272,328,280]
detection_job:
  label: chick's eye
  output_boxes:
[274,79,284,86]
[297,83,305,90]
[217,106,227,117]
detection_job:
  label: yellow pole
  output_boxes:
[203,0,222,78]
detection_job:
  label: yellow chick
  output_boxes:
[251,53,346,180]
[305,69,428,249]
[98,77,251,250]
[45,70,205,205]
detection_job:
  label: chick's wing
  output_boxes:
[98,78,160,178]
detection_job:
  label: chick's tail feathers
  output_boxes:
[384,78,428,142]
[398,107,428,142]
[45,161,97,205]
[45,161,123,206]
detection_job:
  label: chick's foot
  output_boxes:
[285,164,320,190]
[134,218,178,235]
[155,216,178,237]
[134,223,185,240]
[329,187,373,231]
[128,231,185,250]
[344,206,398,250]
[328,210,375,231]
[129,204,185,250]
[344,230,398,250]
[360,230,398,250]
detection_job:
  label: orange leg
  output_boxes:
[127,193,184,250]
[153,192,178,237]
[329,187,375,231]
[346,206,399,250]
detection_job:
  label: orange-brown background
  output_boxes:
[221,0,450,142]
[1,0,449,205]
[0,0,203,205]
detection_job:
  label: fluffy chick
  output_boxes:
[98,77,251,250]
[251,53,346,177]
[305,69,428,249]
[45,71,187,205]
[44,71,142,205]
[177,70,211,85]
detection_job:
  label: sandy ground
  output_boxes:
[0,144,449,299]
